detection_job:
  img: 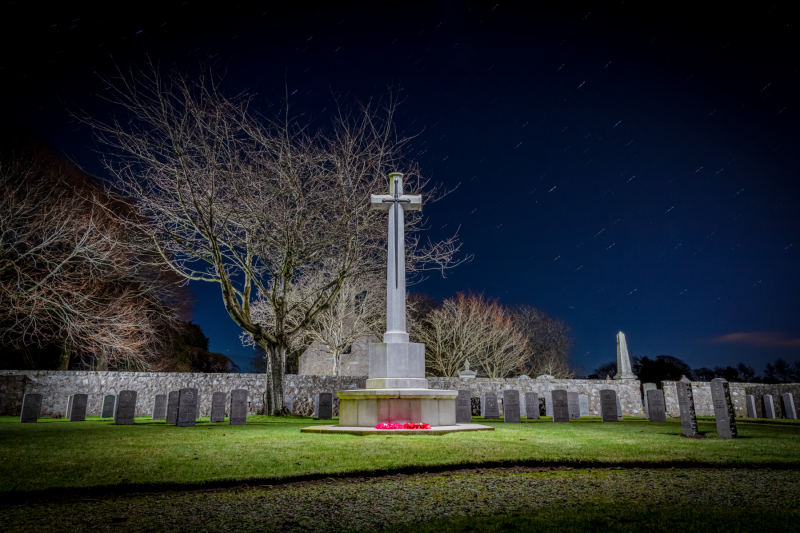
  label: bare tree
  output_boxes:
[513,305,574,378]
[82,60,464,414]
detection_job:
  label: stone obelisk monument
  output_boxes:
[614,331,637,380]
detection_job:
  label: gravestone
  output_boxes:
[101,395,115,418]
[646,389,667,422]
[315,393,333,420]
[229,389,248,425]
[616,394,623,420]
[177,388,198,427]
[20,393,42,423]
[480,392,500,419]
[567,392,581,420]
[503,390,521,423]
[710,378,737,438]
[166,391,180,424]
[600,389,618,422]
[676,382,698,436]
[578,394,590,417]
[68,393,88,422]
[210,392,226,422]
[194,392,202,420]
[284,395,294,415]
[552,389,570,423]
[642,383,657,419]
[456,390,472,423]
[524,392,539,420]
[65,395,74,419]
[114,390,137,425]
[762,394,776,419]
[781,393,797,420]
[545,392,553,417]
[152,394,167,420]
[746,395,757,418]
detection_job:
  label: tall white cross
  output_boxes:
[371,172,421,344]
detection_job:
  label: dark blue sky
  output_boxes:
[2,2,798,374]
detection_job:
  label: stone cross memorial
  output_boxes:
[152,394,167,420]
[567,392,581,420]
[762,394,776,419]
[481,392,500,419]
[676,382,698,436]
[545,392,553,417]
[229,389,248,426]
[782,393,797,420]
[746,394,757,418]
[552,389,570,423]
[20,393,42,423]
[642,383,657,419]
[524,392,539,420]
[177,388,198,427]
[710,378,737,438]
[101,395,115,418]
[114,390,137,425]
[68,393,88,422]
[646,389,667,422]
[600,389,618,422]
[503,390,521,423]
[578,394,590,417]
[456,390,472,423]
[166,391,180,424]
[315,393,333,420]
[210,392,226,422]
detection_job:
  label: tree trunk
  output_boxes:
[58,338,72,370]
[269,345,287,416]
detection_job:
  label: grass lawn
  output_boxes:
[2,414,799,495]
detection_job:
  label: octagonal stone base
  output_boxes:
[301,423,494,436]
[337,388,458,427]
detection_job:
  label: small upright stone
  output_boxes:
[781,393,797,420]
[524,392,539,420]
[68,394,88,422]
[578,394,590,417]
[152,394,167,420]
[65,395,74,419]
[646,389,667,422]
[600,389,618,422]
[480,392,500,419]
[710,378,737,439]
[194,392,202,420]
[284,395,294,415]
[676,382,698,436]
[315,393,333,420]
[20,393,42,423]
[567,392,581,420]
[552,389,570,423]
[746,394,757,418]
[101,395,115,418]
[545,392,553,417]
[210,392,226,422]
[762,395,776,419]
[177,388,198,427]
[642,383,657,419]
[503,390,521,423]
[229,389,248,425]
[166,391,180,424]
[114,390,137,425]
[456,390,472,423]
[616,395,623,420]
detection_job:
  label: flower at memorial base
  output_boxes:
[374,423,431,430]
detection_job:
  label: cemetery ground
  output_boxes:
[1,416,799,531]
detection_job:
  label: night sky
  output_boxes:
[2,2,798,375]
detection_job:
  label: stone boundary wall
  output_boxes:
[743,384,800,419]
[283,375,368,417]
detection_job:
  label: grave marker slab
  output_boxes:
[782,393,797,420]
[480,392,500,419]
[166,391,179,424]
[616,394,623,420]
[284,395,294,415]
[229,389,248,425]
[762,394,776,419]
[503,390,521,423]
[552,389,570,423]
[20,393,42,423]
[177,388,198,427]
[456,390,472,423]
[65,395,74,419]
[545,392,553,417]
[114,390,137,425]
[524,392,539,420]
[676,382,698,436]
[210,392,226,422]
[315,392,333,420]
[578,394,590,417]
[567,392,581,420]
[194,392,202,420]
[68,393,88,422]
[600,389,618,422]
[646,389,667,422]
[642,383,657,419]
[746,394,757,418]
[152,394,167,420]
[101,395,115,418]
[710,378,737,438]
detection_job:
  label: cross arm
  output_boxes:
[370,194,423,211]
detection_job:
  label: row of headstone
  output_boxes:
[470,389,622,423]
[674,379,738,438]
[744,393,797,420]
[168,388,248,426]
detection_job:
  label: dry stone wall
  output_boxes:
[662,381,748,418]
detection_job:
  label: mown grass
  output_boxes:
[1,414,799,494]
